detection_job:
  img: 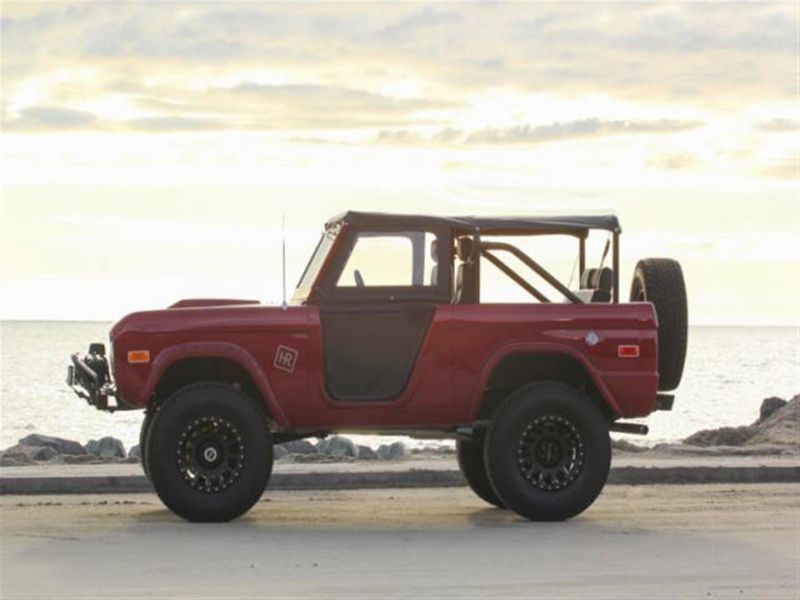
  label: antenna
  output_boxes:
[281,215,288,310]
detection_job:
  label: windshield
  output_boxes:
[292,231,335,303]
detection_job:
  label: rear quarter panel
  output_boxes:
[452,303,659,420]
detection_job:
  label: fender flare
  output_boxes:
[468,341,621,419]
[140,342,290,427]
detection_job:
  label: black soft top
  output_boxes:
[326,211,621,237]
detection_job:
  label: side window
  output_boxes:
[337,231,438,288]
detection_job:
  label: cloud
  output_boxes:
[755,119,799,133]
[375,119,703,146]
[647,152,700,171]
[126,116,225,132]
[2,80,454,132]
[380,7,462,39]
[225,82,454,128]
[2,2,796,107]
[758,158,800,180]
[5,105,97,130]
[464,119,702,145]
[375,129,426,145]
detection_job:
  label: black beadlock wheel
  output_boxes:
[516,414,585,492]
[630,258,688,391]
[145,382,272,522]
[485,381,611,521]
[176,415,245,493]
[456,438,505,509]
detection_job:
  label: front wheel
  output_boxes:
[139,407,157,480]
[146,382,273,522]
[485,382,611,521]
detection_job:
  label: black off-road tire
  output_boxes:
[139,407,157,480]
[630,258,688,391]
[145,382,273,522]
[456,438,505,509]
[485,382,611,521]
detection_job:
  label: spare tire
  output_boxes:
[630,258,688,391]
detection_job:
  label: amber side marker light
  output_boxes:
[127,350,151,364]
[617,345,641,358]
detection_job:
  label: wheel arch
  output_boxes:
[141,342,289,427]
[470,343,621,421]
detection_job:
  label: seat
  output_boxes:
[453,237,478,303]
[429,239,438,286]
[577,267,613,303]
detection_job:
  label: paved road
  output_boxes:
[2,485,799,599]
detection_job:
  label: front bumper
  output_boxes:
[67,343,118,411]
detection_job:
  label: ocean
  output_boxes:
[0,321,797,451]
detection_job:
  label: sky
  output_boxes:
[1,1,798,325]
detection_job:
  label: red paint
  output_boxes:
[109,300,659,428]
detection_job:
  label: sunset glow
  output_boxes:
[1,2,798,324]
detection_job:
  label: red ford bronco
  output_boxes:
[68,211,687,522]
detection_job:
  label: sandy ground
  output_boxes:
[1,485,799,600]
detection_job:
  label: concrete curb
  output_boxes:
[1,465,798,495]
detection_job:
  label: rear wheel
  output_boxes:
[146,382,273,522]
[456,438,505,508]
[485,382,611,521]
[630,258,688,391]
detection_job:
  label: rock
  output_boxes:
[280,440,318,454]
[273,445,289,460]
[128,445,141,459]
[30,446,58,461]
[684,394,799,449]
[411,445,455,456]
[317,436,359,458]
[357,445,378,460]
[86,437,126,459]
[756,397,789,424]
[684,425,754,447]
[1,444,58,463]
[291,453,351,463]
[0,450,34,466]
[17,434,85,456]
[377,441,406,460]
[748,395,799,447]
[611,439,649,453]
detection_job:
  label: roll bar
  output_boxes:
[480,241,585,304]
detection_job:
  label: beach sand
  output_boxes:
[2,484,798,599]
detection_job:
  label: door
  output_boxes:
[315,228,450,402]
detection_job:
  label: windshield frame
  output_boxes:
[291,229,337,304]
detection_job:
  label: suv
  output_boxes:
[68,211,687,522]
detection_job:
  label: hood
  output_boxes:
[110,300,308,339]
[168,298,261,309]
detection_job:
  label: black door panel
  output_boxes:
[321,303,435,402]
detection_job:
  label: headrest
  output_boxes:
[596,267,613,292]
[456,237,474,261]
[580,268,598,289]
[580,267,613,291]
[430,239,438,263]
